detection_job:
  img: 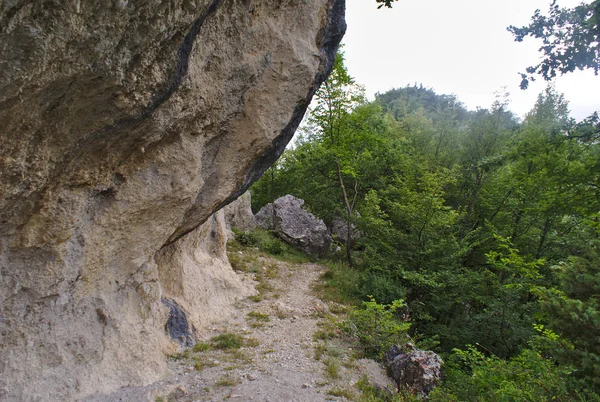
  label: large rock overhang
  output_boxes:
[0,0,345,400]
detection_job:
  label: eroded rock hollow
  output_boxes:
[0,0,345,400]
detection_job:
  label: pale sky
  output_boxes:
[343,0,600,121]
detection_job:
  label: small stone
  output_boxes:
[247,373,257,381]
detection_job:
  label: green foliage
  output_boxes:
[534,242,600,393]
[215,374,239,387]
[210,333,245,350]
[341,297,410,358]
[234,228,285,255]
[375,0,397,9]
[327,386,355,399]
[246,311,270,322]
[509,0,600,89]
[323,358,341,379]
[315,261,363,305]
[430,346,573,401]
[250,54,600,396]
[193,342,211,352]
[232,227,311,263]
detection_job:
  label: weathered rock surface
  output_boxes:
[0,1,345,400]
[155,210,255,335]
[384,345,443,396]
[256,195,331,257]
[223,191,257,237]
[329,215,360,243]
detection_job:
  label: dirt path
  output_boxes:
[89,256,393,402]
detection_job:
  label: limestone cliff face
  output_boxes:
[223,191,257,237]
[0,1,345,400]
[155,210,256,337]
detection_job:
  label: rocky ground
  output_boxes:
[88,248,394,402]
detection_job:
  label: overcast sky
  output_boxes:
[343,0,600,121]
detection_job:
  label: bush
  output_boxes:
[430,346,575,402]
[234,228,286,255]
[341,297,411,358]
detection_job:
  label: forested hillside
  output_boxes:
[251,52,600,400]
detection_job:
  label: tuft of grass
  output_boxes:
[215,374,239,387]
[211,333,245,350]
[313,261,362,305]
[329,302,350,315]
[314,343,327,361]
[193,342,212,352]
[327,386,355,399]
[356,374,398,401]
[313,329,337,341]
[314,342,346,361]
[228,252,245,272]
[249,294,263,302]
[265,263,279,279]
[220,349,253,364]
[343,356,359,370]
[255,272,274,293]
[245,337,260,347]
[324,358,341,380]
[247,311,270,322]
[194,357,217,371]
[273,305,288,319]
[168,350,190,360]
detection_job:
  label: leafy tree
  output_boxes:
[251,75,600,397]
[538,260,600,394]
[509,0,600,89]
[307,51,364,264]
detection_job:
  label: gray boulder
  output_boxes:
[329,215,360,243]
[255,195,331,257]
[383,344,443,396]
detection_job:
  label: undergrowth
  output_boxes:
[229,228,313,264]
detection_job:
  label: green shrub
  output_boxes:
[341,297,411,358]
[263,238,285,255]
[430,346,574,402]
[234,228,280,254]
